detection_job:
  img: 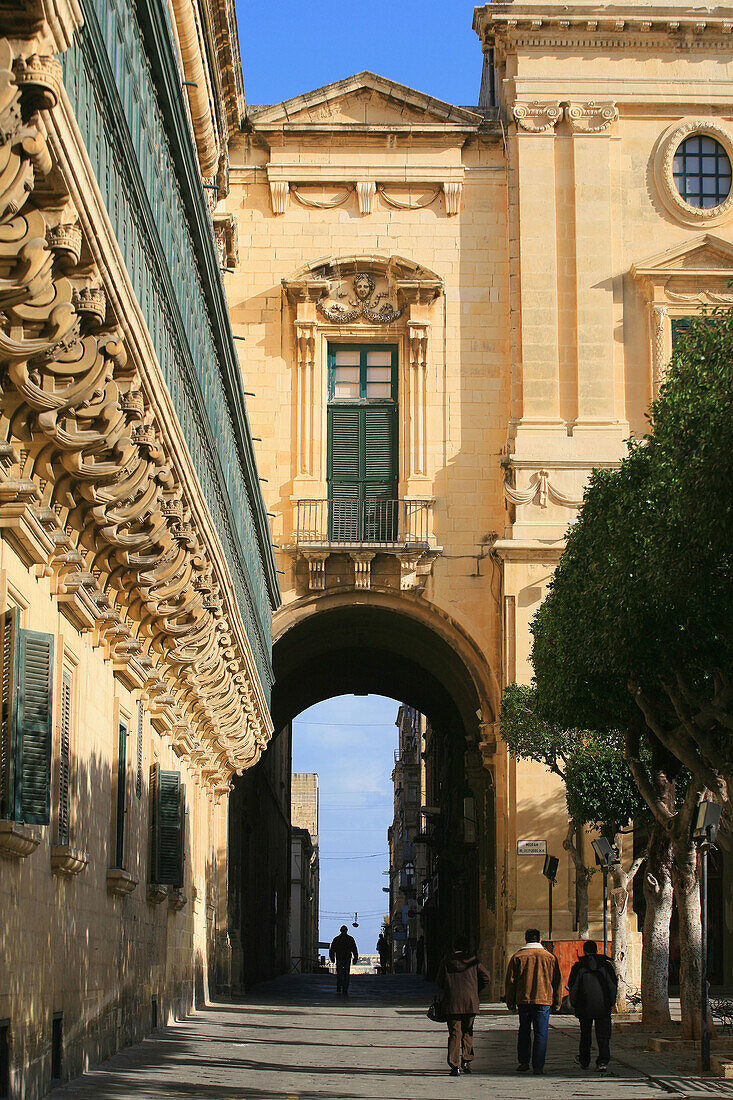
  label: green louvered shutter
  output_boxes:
[14,628,54,824]
[364,406,398,540]
[152,767,183,887]
[0,608,19,819]
[329,406,361,540]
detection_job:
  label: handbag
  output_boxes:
[427,994,447,1023]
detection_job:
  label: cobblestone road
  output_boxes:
[49,975,733,1100]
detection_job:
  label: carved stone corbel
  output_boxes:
[303,551,329,590]
[443,182,463,216]
[270,180,289,214]
[356,181,375,215]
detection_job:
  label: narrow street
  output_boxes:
[49,975,733,1100]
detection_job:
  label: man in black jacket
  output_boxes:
[568,940,618,1071]
[330,926,359,995]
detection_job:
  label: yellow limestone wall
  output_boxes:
[225,5,733,969]
[0,543,228,1097]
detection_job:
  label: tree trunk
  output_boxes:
[671,834,702,1040]
[564,819,591,939]
[609,834,644,1013]
[641,828,674,1031]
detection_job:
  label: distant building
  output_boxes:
[388,707,425,972]
[290,773,319,971]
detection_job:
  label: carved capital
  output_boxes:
[566,102,619,134]
[512,101,562,134]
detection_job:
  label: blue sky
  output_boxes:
[292,695,400,957]
[235,1,483,108]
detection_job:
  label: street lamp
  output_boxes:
[591,837,619,958]
[543,855,559,941]
[692,800,722,1072]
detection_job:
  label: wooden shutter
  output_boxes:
[328,406,361,487]
[57,671,71,844]
[13,628,54,824]
[152,766,183,887]
[115,719,127,868]
[0,608,18,819]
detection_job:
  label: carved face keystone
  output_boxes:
[353,273,374,300]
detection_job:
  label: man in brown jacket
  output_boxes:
[504,928,562,1075]
[436,940,490,1076]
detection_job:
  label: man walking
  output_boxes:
[504,928,562,1075]
[330,925,359,995]
[436,939,490,1076]
[376,932,390,974]
[568,940,618,1072]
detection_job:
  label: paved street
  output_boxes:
[50,975,733,1100]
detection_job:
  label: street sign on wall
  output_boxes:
[517,840,547,856]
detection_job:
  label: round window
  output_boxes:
[673,135,732,209]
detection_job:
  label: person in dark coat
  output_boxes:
[377,932,390,974]
[436,940,490,1076]
[568,940,618,1071]
[330,925,359,995]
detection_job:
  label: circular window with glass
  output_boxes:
[673,135,732,209]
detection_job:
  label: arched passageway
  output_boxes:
[229,596,501,991]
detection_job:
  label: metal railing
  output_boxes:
[294,499,432,547]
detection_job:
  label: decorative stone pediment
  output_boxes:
[631,234,733,278]
[283,255,443,316]
[248,72,483,131]
[631,233,733,396]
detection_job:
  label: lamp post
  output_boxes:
[591,837,619,958]
[543,855,559,941]
[692,800,722,1072]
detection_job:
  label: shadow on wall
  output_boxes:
[0,744,220,1095]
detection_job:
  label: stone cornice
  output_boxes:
[475,4,733,45]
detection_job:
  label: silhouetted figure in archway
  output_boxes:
[377,932,390,974]
[330,925,359,994]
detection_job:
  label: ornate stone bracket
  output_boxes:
[443,182,463,216]
[270,180,289,214]
[305,551,329,590]
[0,821,41,861]
[356,181,376,215]
[50,844,88,875]
[107,868,138,895]
[351,551,375,589]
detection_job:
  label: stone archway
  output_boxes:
[229,590,505,990]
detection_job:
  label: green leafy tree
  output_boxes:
[530,312,733,1037]
[501,684,643,1007]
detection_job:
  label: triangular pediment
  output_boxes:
[631,234,733,279]
[248,72,482,129]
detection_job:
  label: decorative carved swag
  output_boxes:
[504,471,583,510]
[0,39,267,795]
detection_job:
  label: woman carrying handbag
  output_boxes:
[435,938,490,1076]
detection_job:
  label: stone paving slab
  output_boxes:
[48,975,733,1100]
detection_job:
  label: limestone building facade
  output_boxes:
[289,772,319,972]
[0,0,276,1093]
[225,1,733,984]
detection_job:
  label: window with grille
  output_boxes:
[0,608,54,825]
[57,671,72,845]
[135,701,144,799]
[673,135,732,209]
[327,345,398,541]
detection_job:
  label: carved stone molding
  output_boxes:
[407,323,428,478]
[512,101,562,134]
[566,102,618,134]
[269,180,289,214]
[0,821,41,861]
[443,181,463,216]
[304,551,329,590]
[503,470,583,510]
[107,868,138,895]
[294,321,316,477]
[654,118,733,227]
[356,181,375,215]
[317,272,403,324]
[50,844,88,875]
[651,304,669,396]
